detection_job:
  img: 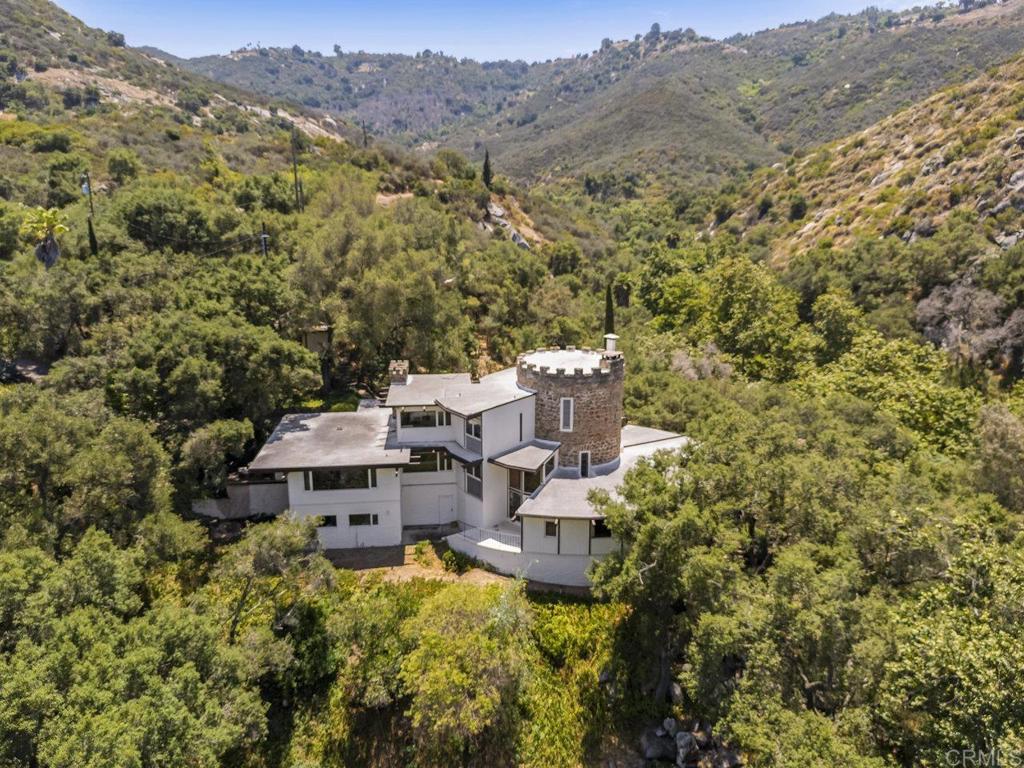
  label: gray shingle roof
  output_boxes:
[386,367,533,417]
[489,439,560,471]
[515,426,687,520]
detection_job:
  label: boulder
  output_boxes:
[675,731,696,758]
[641,728,678,762]
[1010,169,1024,190]
[996,232,1023,249]
[670,682,685,705]
[664,718,679,737]
[921,154,944,176]
[914,218,937,237]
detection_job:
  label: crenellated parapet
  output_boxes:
[516,343,625,468]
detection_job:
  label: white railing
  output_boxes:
[458,524,521,551]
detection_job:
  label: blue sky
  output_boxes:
[59,0,918,61]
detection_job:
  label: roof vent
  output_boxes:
[603,333,619,353]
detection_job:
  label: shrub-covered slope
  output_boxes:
[162,1,1024,185]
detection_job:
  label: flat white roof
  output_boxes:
[249,409,410,471]
[520,348,605,371]
[516,425,687,520]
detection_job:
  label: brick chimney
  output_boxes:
[388,359,409,386]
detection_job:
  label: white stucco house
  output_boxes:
[246,335,685,587]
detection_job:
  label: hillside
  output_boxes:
[717,49,1024,261]
[0,0,350,156]
[158,1,1024,185]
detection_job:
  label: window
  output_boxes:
[305,468,377,491]
[405,448,452,473]
[400,409,451,428]
[544,455,556,477]
[592,519,612,538]
[507,466,542,518]
[465,463,483,499]
[579,451,590,478]
[465,417,482,451]
[318,515,337,528]
[544,520,558,537]
[349,513,379,526]
[518,412,523,442]
[560,398,574,432]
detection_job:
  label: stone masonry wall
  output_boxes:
[516,349,625,468]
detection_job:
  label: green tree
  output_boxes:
[400,582,533,765]
[604,281,615,334]
[106,148,140,184]
[482,149,493,190]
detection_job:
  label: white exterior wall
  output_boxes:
[457,464,484,527]
[523,517,559,554]
[400,469,457,525]
[478,399,535,528]
[286,469,402,548]
[590,534,618,556]
[447,533,602,588]
[481,399,535,457]
[559,519,591,556]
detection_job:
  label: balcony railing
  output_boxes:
[457,524,521,551]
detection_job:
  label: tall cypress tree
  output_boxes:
[482,149,493,190]
[87,217,98,256]
[604,281,615,334]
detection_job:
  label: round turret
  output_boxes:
[516,342,625,469]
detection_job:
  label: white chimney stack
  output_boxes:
[603,333,619,353]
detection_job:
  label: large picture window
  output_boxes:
[304,468,377,491]
[405,448,453,473]
[400,409,452,428]
[465,463,483,499]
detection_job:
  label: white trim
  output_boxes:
[559,397,574,432]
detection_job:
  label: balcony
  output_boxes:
[455,522,521,552]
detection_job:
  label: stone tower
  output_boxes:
[516,334,624,469]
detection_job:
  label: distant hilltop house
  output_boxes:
[233,335,684,587]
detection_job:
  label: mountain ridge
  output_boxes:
[149,0,1024,184]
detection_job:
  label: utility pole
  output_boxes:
[290,128,304,212]
[259,221,269,257]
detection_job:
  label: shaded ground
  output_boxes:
[325,540,593,596]
[325,541,508,586]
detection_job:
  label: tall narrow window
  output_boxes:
[465,463,483,499]
[519,413,523,442]
[560,398,574,432]
[579,451,590,478]
[465,417,482,453]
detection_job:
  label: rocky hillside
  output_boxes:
[1,0,349,144]
[156,1,1024,185]
[718,50,1024,263]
